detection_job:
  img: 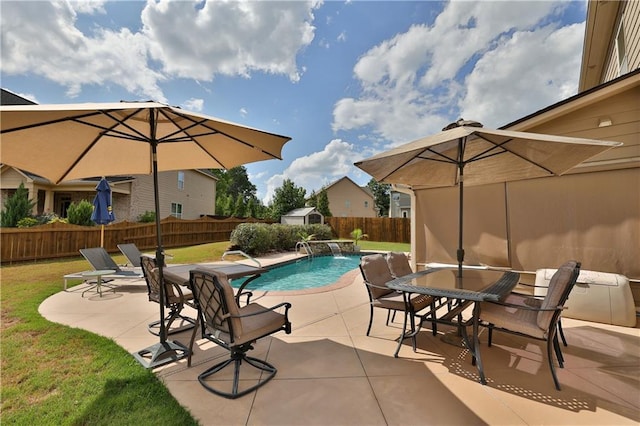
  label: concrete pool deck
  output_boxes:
[40,252,640,425]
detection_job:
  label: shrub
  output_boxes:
[67,200,94,226]
[230,223,275,255]
[1,183,36,227]
[138,210,156,223]
[230,223,334,255]
[17,217,39,228]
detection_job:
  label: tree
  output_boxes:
[67,200,94,226]
[232,193,246,217]
[1,183,36,227]
[307,190,318,207]
[317,189,332,217]
[269,179,306,220]
[367,178,391,217]
[212,166,262,217]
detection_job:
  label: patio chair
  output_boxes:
[117,243,143,267]
[479,260,581,390]
[359,254,437,357]
[386,252,414,278]
[140,255,196,337]
[187,268,291,399]
[79,247,143,279]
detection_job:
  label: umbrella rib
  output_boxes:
[0,110,106,134]
[472,135,555,175]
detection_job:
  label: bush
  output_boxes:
[1,183,36,227]
[230,223,334,255]
[17,217,39,228]
[230,223,275,255]
[67,200,94,226]
[138,210,156,223]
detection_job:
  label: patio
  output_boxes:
[39,253,640,425]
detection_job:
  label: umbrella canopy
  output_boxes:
[0,101,290,183]
[91,178,115,225]
[355,123,621,276]
[0,101,291,368]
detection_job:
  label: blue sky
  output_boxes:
[1,0,588,203]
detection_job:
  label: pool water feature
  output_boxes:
[231,254,362,292]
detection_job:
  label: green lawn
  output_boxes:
[1,240,408,424]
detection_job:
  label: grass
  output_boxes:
[1,240,408,424]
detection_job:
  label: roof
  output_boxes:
[283,207,320,217]
[1,88,36,106]
[322,176,374,199]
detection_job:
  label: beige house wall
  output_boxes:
[325,177,376,218]
[130,170,216,220]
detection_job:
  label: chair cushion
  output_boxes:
[537,261,577,330]
[234,303,287,346]
[376,291,433,313]
[386,252,413,278]
[480,300,545,339]
[360,254,394,299]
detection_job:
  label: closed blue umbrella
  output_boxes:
[91,177,115,247]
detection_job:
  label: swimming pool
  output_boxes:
[231,254,362,292]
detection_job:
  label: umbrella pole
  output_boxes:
[133,120,189,369]
[100,225,104,248]
[457,140,465,278]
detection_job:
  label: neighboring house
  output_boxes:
[281,207,324,225]
[1,88,218,222]
[411,0,639,280]
[0,165,218,221]
[389,190,411,218]
[321,176,376,218]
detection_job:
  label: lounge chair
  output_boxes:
[63,247,143,288]
[140,255,196,337]
[187,268,292,399]
[359,254,437,357]
[117,243,143,267]
[479,260,581,390]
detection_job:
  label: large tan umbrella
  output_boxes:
[1,101,291,368]
[354,121,621,277]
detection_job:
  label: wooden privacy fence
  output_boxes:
[0,216,267,264]
[325,217,410,243]
[0,216,410,263]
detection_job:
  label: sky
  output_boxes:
[0,0,589,204]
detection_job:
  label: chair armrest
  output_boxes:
[238,290,253,305]
[232,302,292,319]
[485,300,566,312]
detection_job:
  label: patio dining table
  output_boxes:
[162,263,268,305]
[387,266,520,385]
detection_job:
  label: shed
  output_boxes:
[281,207,324,225]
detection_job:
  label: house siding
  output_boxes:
[325,177,376,218]
[129,170,215,220]
[602,1,640,83]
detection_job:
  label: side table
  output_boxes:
[82,269,117,297]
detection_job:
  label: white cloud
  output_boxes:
[0,0,320,100]
[182,98,204,112]
[239,107,248,117]
[332,1,580,145]
[262,138,362,204]
[141,0,319,83]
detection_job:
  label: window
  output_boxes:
[177,171,185,190]
[171,202,183,219]
[364,201,369,208]
[345,200,351,209]
[616,21,628,75]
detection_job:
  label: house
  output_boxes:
[321,176,376,218]
[410,0,639,281]
[0,165,218,221]
[0,88,218,222]
[389,189,411,218]
[281,207,324,225]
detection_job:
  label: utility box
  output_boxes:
[535,269,636,327]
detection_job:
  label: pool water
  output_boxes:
[231,255,362,292]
